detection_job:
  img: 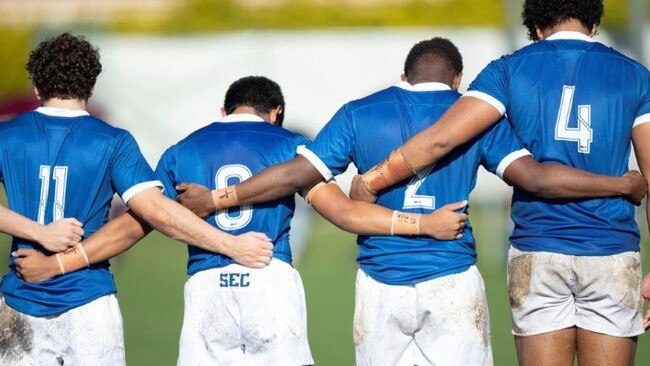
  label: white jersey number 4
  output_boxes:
[37,165,68,224]
[554,85,593,154]
[403,165,435,210]
[214,164,253,230]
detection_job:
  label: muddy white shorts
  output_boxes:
[0,294,125,365]
[507,245,644,337]
[177,259,313,366]
[353,266,493,366]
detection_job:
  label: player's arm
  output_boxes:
[14,210,148,282]
[176,155,324,218]
[631,123,650,328]
[126,188,273,267]
[351,97,502,201]
[307,182,467,239]
[0,204,84,252]
[14,188,275,282]
[502,156,648,204]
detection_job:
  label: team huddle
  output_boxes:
[1,0,649,365]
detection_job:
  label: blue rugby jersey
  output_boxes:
[155,114,309,275]
[301,82,529,285]
[467,31,650,256]
[0,107,160,316]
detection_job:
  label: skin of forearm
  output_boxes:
[81,211,151,264]
[401,97,502,171]
[505,158,629,200]
[0,205,46,243]
[632,124,650,234]
[128,188,235,254]
[310,183,394,235]
[235,155,324,205]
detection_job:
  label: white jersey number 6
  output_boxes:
[214,164,253,230]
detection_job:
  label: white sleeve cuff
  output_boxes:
[463,91,507,116]
[296,146,334,181]
[496,149,532,179]
[121,180,164,204]
[633,113,650,128]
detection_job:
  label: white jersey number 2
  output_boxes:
[37,165,68,224]
[554,85,593,154]
[214,164,253,230]
[403,165,435,210]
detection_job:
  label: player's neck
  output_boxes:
[539,19,594,40]
[230,106,269,122]
[41,98,87,111]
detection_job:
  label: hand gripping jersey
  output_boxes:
[0,107,160,316]
[301,82,529,285]
[155,114,309,275]
[467,31,650,256]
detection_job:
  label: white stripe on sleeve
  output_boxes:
[463,91,507,116]
[296,146,334,181]
[496,149,532,180]
[121,180,164,204]
[633,113,650,128]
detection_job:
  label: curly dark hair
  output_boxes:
[404,37,463,79]
[26,32,102,101]
[523,0,604,41]
[224,76,285,126]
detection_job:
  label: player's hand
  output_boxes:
[623,170,648,206]
[226,231,274,269]
[12,249,60,283]
[642,272,650,330]
[176,183,216,218]
[420,201,469,240]
[36,218,84,252]
[349,174,377,203]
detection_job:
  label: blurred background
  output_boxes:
[0,0,649,364]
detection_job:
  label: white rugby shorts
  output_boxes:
[0,294,125,365]
[354,266,493,366]
[507,245,644,337]
[177,259,313,366]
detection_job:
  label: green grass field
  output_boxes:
[1,207,649,365]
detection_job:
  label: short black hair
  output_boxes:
[26,32,102,101]
[224,76,285,126]
[523,0,603,41]
[404,38,463,79]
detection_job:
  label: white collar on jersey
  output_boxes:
[394,81,452,92]
[218,113,266,123]
[35,107,90,117]
[545,31,595,43]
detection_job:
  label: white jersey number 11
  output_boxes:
[37,165,68,224]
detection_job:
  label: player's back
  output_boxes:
[470,33,648,255]
[156,115,308,275]
[308,83,524,285]
[0,107,156,316]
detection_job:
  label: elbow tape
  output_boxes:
[366,149,416,194]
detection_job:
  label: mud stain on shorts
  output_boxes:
[509,254,533,309]
[0,304,34,363]
[472,297,488,347]
[612,255,641,309]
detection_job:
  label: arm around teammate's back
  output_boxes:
[127,187,273,269]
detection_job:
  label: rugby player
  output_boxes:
[13,75,469,365]
[175,38,647,365]
[348,1,650,365]
[0,33,273,365]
